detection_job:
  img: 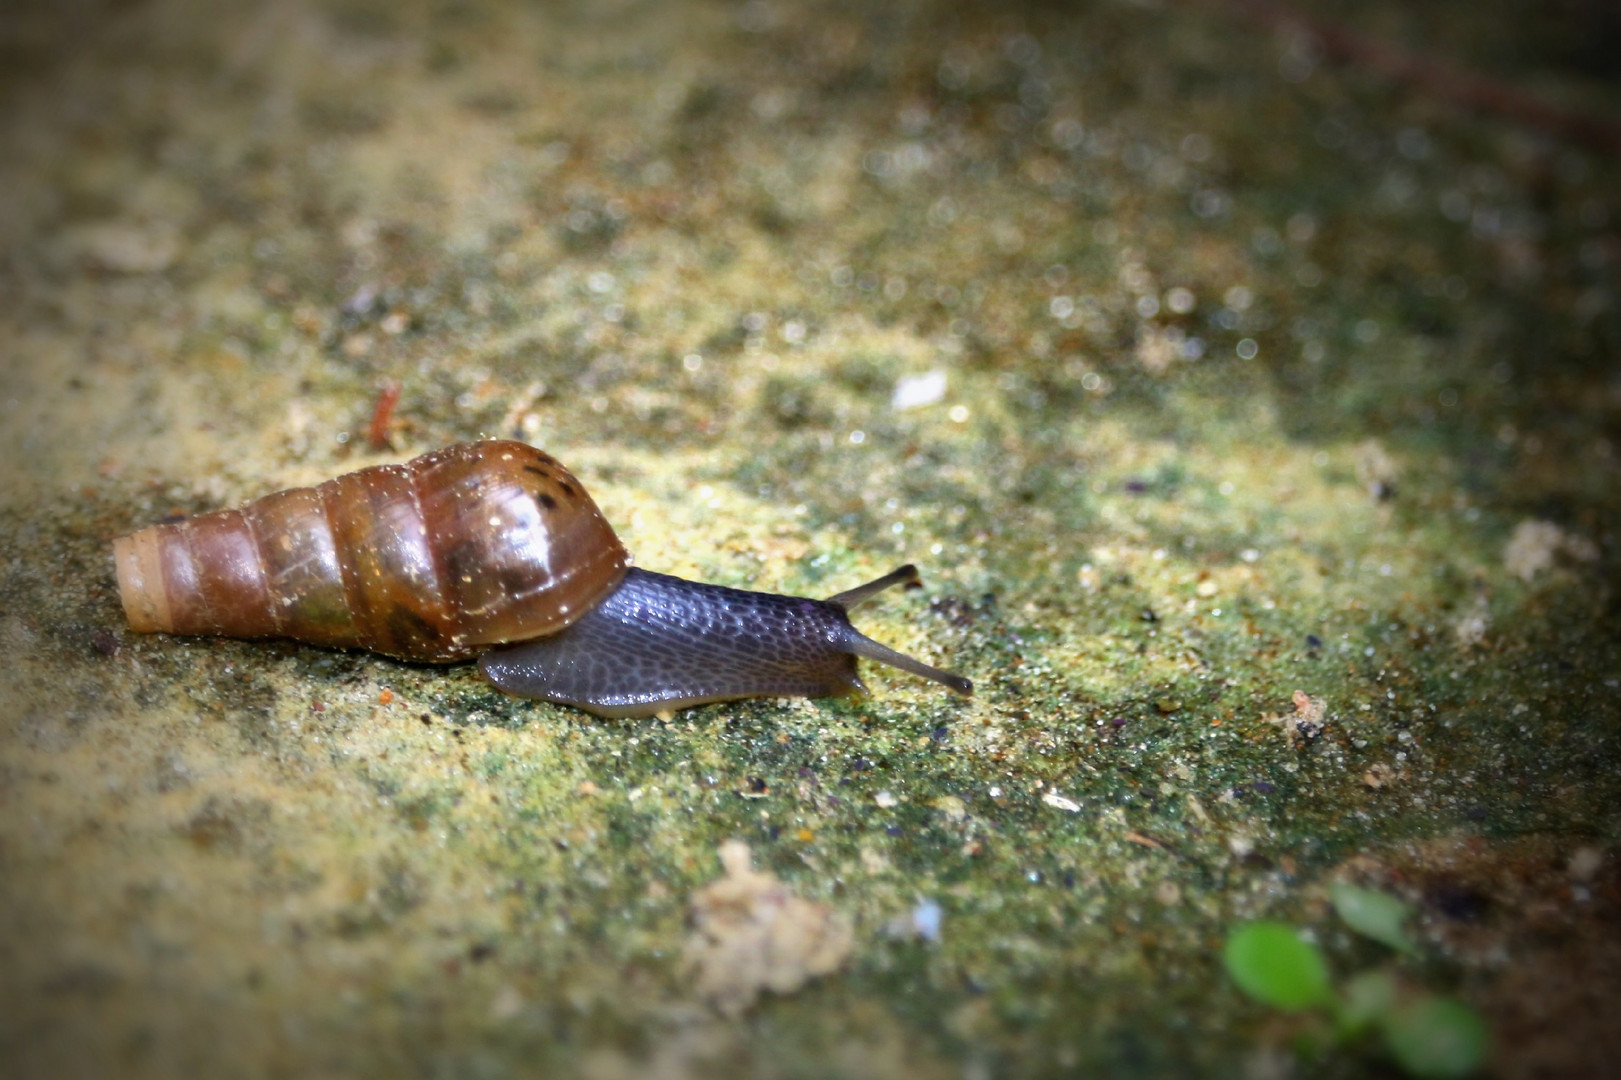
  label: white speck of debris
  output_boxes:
[1505,520,1565,581]
[1568,847,1604,883]
[912,899,943,943]
[891,370,948,410]
[1228,833,1255,858]
[1504,518,1597,582]
[1042,791,1081,812]
[1454,595,1490,650]
[874,790,898,808]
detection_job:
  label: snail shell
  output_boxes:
[113,442,628,662]
[112,440,971,716]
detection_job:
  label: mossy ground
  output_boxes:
[2,1,1617,1077]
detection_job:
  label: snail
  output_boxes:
[112,440,972,717]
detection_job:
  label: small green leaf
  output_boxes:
[1330,882,1415,953]
[1382,997,1489,1079]
[1336,969,1399,1037]
[1224,922,1335,1011]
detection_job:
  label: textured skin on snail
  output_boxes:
[112,440,971,715]
[480,568,972,717]
[112,441,629,661]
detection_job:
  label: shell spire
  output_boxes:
[112,441,629,661]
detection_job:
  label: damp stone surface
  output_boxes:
[2,1,1618,1076]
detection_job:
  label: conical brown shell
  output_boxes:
[112,441,630,661]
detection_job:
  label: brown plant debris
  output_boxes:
[684,840,854,1017]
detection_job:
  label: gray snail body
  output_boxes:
[480,564,972,717]
[112,440,972,717]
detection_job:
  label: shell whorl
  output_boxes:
[112,441,629,661]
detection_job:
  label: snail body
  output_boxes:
[479,564,970,718]
[113,440,970,717]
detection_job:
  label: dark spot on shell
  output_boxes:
[558,481,577,497]
[385,605,444,655]
[440,537,485,592]
[534,491,557,511]
[522,464,547,477]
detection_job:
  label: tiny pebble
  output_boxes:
[911,899,943,943]
[891,370,947,410]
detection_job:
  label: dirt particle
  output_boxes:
[684,840,853,1017]
[1504,519,1597,582]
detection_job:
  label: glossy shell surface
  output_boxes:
[112,441,630,661]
